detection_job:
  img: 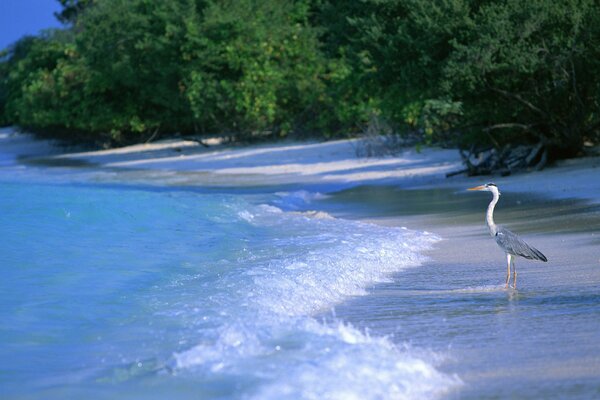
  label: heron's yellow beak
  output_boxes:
[467,185,486,191]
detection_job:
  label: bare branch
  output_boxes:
[145,126,160,143]
[483,123,532,131]
[488,86,548,118]
[570,56,584,111]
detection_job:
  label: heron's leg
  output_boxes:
[505,254,512,288]
[513,258,517,289]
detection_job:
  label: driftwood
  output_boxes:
[182,135,211,147]
[144,126,161,144]
[447,142,548,177]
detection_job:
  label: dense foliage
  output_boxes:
[1,0,355,145]
[1,0,599,156]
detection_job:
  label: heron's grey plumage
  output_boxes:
[468,182,547,288]
[494,226,547,262]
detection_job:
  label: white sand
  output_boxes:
[57,137,462,188]
[2,127,600,203]
[56,136,600,204]
[442,156,600,203]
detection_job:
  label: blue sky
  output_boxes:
[0,1,64,50]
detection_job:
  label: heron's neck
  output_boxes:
[486,190,499,235]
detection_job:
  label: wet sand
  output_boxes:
[319,186,600,399]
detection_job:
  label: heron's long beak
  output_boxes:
[467,185,486,191]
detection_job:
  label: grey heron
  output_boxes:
[468,183,547,288]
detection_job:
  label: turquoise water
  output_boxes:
[0,180,458,399]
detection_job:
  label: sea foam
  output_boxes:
[172,200,461,398]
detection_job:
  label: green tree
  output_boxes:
[6,0,596,158]
[2,0,360,144]
[55,0,96,24]
[72,0,195,141]
[1,32,83,135]
[324,0,472,138]
[184,0,354,136]
[444,0,600,156]
[326,0,600,155]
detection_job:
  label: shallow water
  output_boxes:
[318,185,600,235]
[2,160,599,399]
[0,178,458,399]
[320,185,600,399]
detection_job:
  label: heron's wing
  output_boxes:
[495,226,547,262]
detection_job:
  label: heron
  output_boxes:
[468,183,547,288]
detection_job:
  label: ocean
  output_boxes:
[2,152,599,399]
[0,175,459,399]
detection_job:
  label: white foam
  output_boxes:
[450,284,507,293]
[174,323,265,372]
[245,205,438,317]
[174,320,461,399]
[172,203,459,398]
[291,210,335,219]
[273,190,328,211]
[237,210,255,222]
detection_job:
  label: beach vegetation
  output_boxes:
[327,0,600,165]
[0,0,598,166]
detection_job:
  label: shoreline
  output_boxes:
[319,186,600,399]
[3,130,600,398]
[4,128,600,203]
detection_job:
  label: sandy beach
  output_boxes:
[6,127,600,197]
[2,129,600,398]
[323,185,600,398]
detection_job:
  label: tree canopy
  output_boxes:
[1,0,598,158]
